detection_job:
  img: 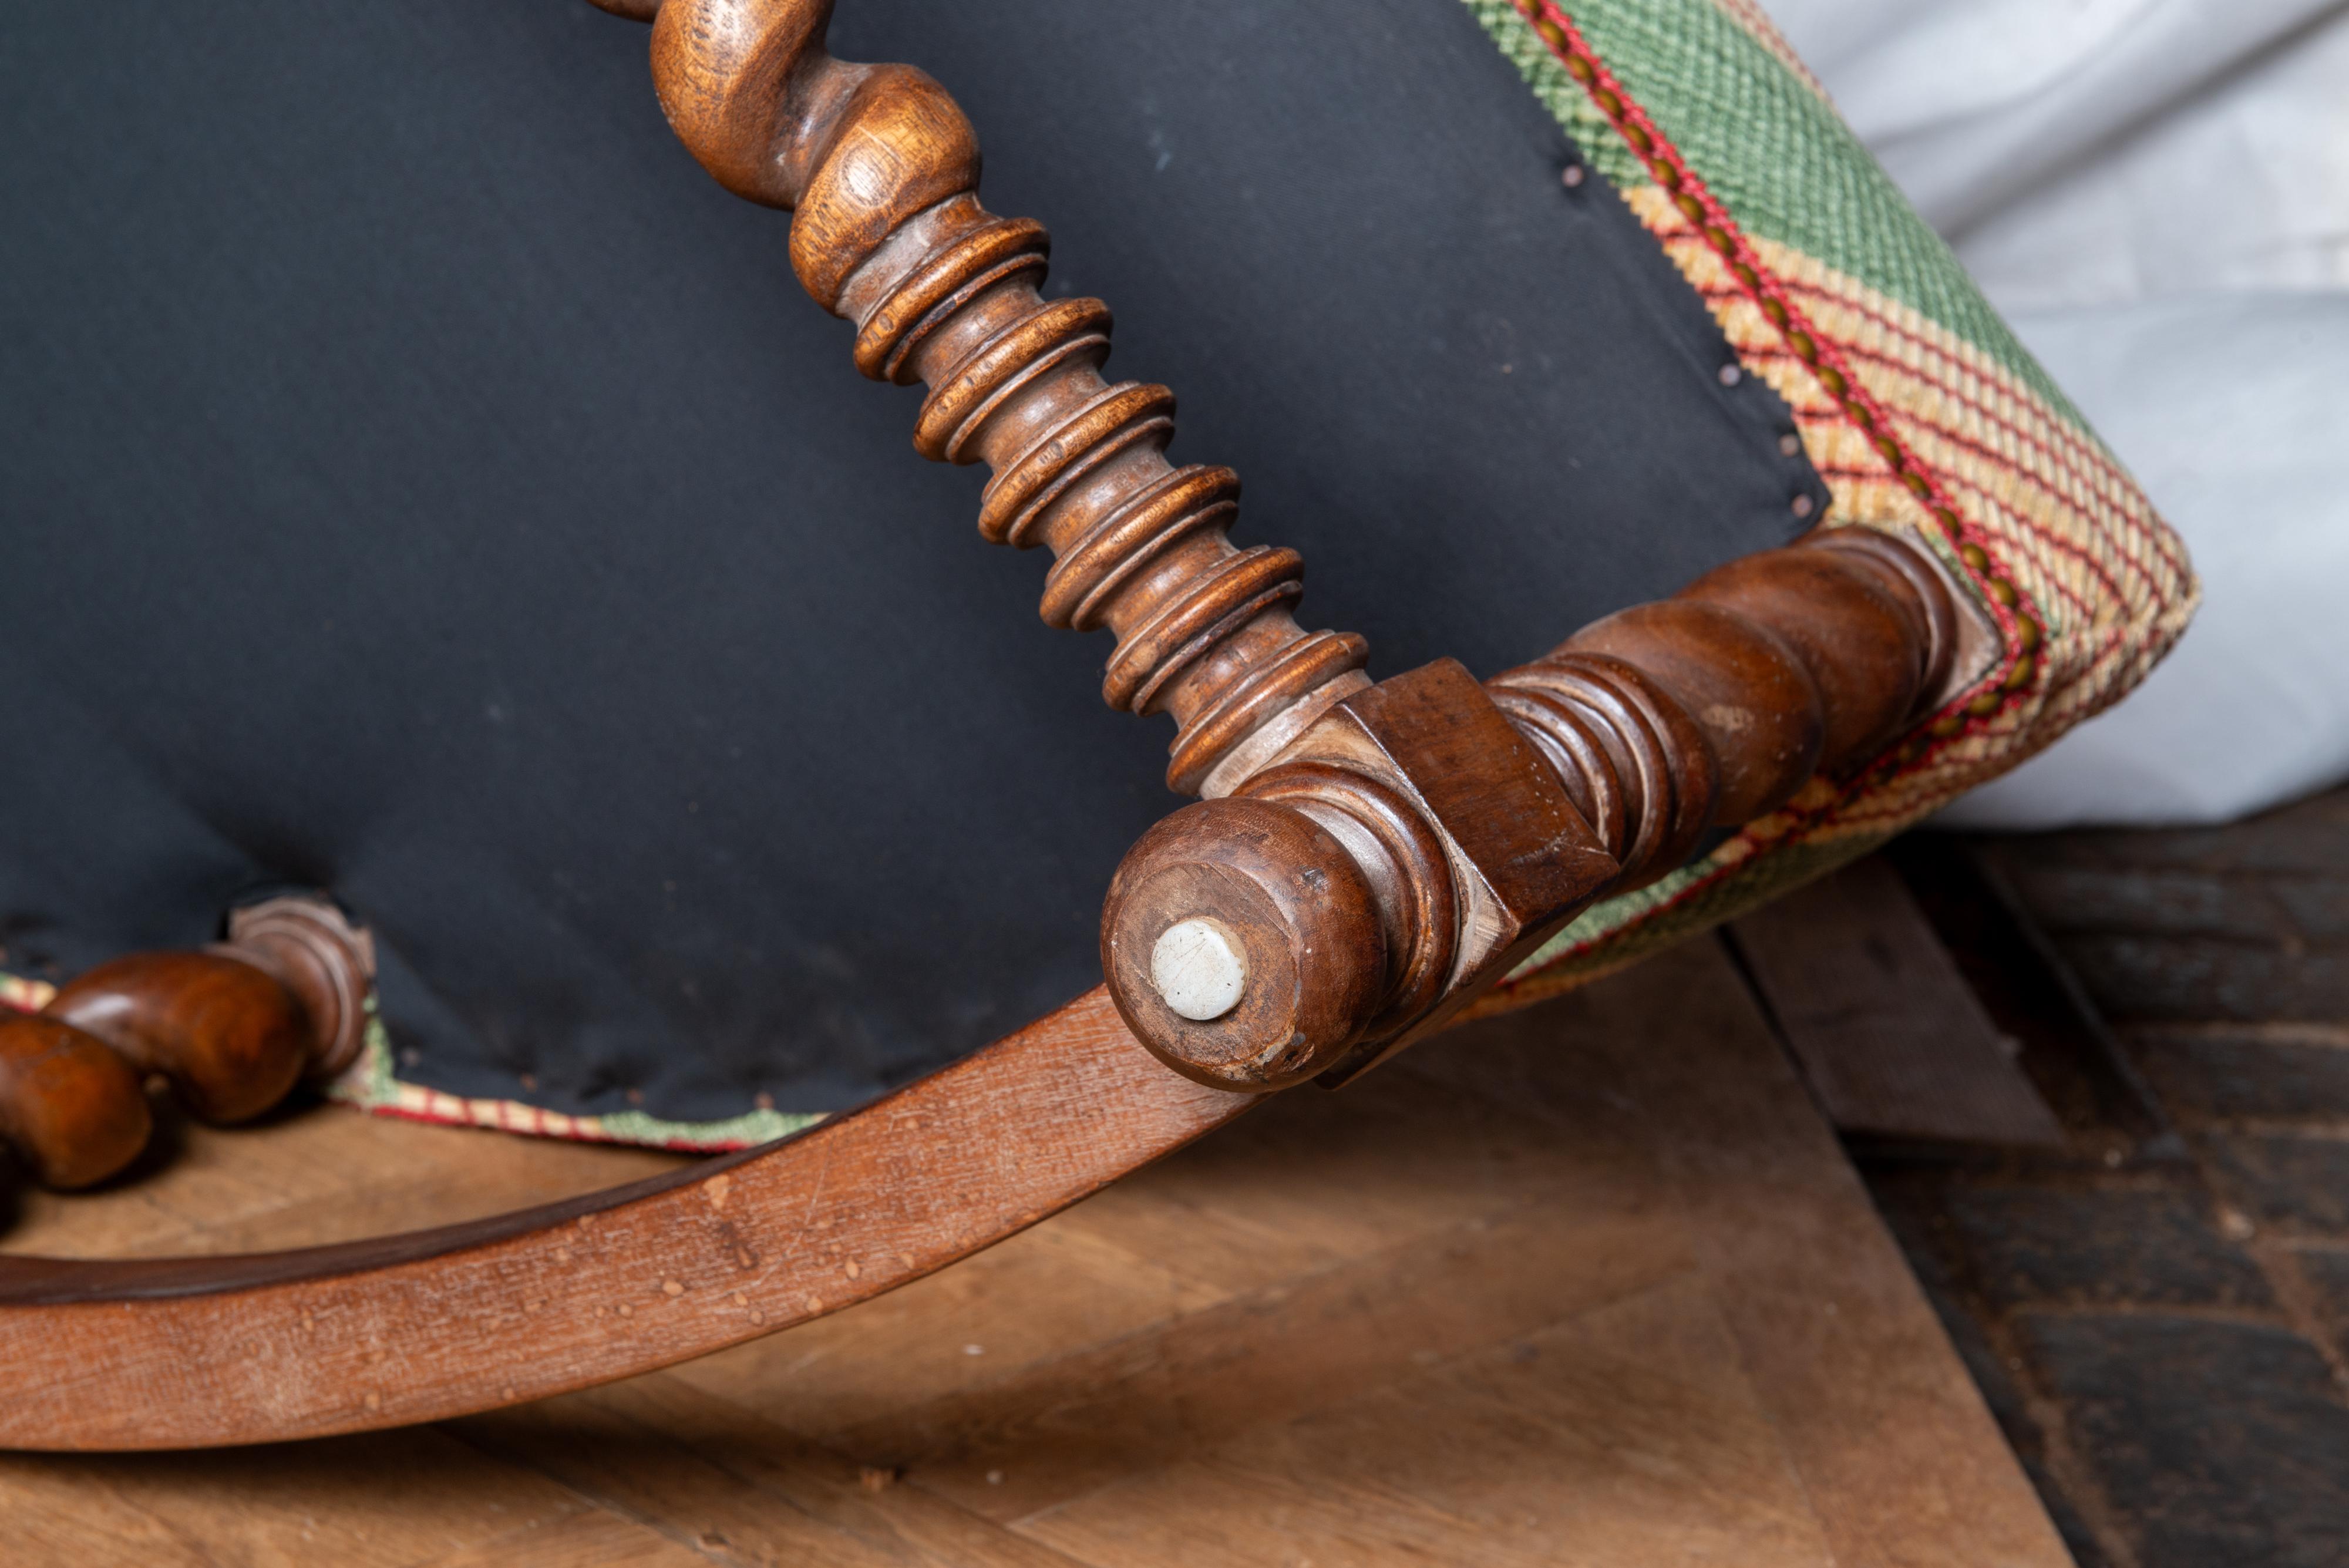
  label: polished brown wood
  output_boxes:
[565,0,1978,1096]
[0,1017,151,1191]
[0,516,1972,1439]
[1101,800,1389,1091]
[1105,526,1967,1088]
[0,0,2004,1452]
[585,0,1367,794]
[0,896,376,1190]
[0,943,2072,1566]
[1497,526,1959,889]
[0,988,1253,1451]
[1105,659,1623,1089]
[1242,761,1460,1039]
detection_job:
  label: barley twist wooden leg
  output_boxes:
[1106,528,1971,1089]
[590,0,1369,793]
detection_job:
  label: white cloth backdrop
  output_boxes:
[1764,0,2349,827]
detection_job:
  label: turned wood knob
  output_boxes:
[1102,799,1388,1091]
[1103,529,1968,1089]
[594,0,1369,794]
[0,1017,152,1190]
[225,896,379,1080]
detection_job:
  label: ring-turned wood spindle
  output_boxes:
[0,897,375,1190]
[588,0,1369,794]
[1105,526,1965,1090]
[1490,525,1956,889]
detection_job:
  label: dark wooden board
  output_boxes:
[1735,853,2065,1147]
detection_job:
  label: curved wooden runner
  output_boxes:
[0,989,1251,1451]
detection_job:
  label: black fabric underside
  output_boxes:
[0,1,1824,1120]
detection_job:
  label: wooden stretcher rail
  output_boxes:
[0,990,1251,1450]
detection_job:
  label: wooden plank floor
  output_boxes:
[1734,854,2065,1148]
[1,940,2072,1566]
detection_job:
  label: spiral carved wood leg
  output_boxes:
[1104,529,1971,1089]
[586,0,1368,793]
[0,897,375,1190]
[1493,527,1958,887]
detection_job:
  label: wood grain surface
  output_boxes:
[0,939,2072,1566]
[0,991,1251,1450]
[1734,854,2065,1148]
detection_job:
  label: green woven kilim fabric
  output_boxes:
[1441,0,2197,1014]
[1458,0,2082,424]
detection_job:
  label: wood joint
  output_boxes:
[1102,528,1980,1092]
[1102,661,1618,1091]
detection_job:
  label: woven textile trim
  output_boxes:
[1455,0,2195,1017]
[1466,0,2081,421]
[1699,0,1830,101]
[331,1007,824,1151]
